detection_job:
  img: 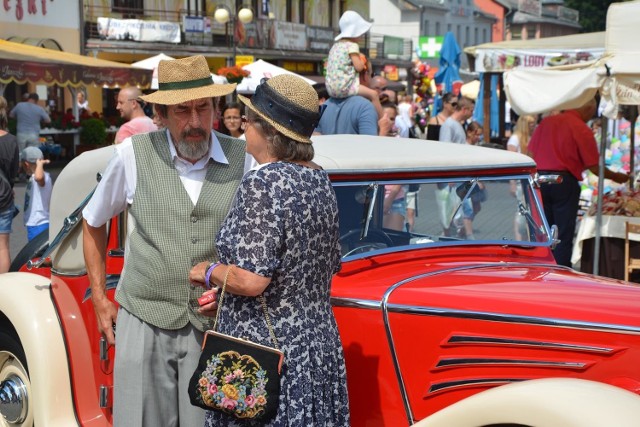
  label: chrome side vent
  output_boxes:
[445,335,620,354]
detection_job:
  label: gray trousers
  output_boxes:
[114,307,206,427]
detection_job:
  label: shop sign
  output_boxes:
[518,0,541,17]
[272,21,307,50]
[236,56,255,68]
[474,47,605,72]
[557,6,579,23]
[307,26,334,52]
[97,17,181,43]
[183,16,211,33]
[1,0,79,27]
[418,36,444,59]
[282,61,315,73]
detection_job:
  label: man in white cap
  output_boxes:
[82,55,246,426]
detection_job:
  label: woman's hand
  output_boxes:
[189,261,210,288]
[197,288,219,317]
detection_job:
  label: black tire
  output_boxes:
[9,229,49,272]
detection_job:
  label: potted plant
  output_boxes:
[78,117,107,154]
[217,65,250,85]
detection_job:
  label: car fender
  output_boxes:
[412,378,640,427]
[0,272,78,426]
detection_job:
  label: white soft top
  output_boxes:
[311,135,535,173]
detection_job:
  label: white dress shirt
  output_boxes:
[83,129,232,228]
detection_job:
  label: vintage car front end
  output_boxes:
[314,135,640,426]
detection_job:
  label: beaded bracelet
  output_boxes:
[204,262,221,290]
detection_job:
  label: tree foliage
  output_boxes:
[564,0,630,33]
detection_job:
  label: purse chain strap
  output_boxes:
[212,265,280,351]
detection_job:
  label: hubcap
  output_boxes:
[0,374,27,423]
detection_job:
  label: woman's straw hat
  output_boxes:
[238,75,320,144]
[335,11,372,41]
[140,55,236,105]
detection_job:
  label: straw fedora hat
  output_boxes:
[139,55,236,105]
[335,10,372,41]
[238,75,320,144]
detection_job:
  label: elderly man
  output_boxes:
[82,55,246,426]
[114,86,157,144]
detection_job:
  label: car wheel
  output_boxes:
[0,330,33,426]
[9,229,49,272]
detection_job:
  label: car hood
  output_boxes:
[333,258,640,328]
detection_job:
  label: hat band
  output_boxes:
[252,79,319,138]
[158,76,214,91]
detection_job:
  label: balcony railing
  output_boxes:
[83,4,412,62]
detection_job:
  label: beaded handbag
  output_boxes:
[188,267,284,420]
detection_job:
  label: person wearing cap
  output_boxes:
[325,10,383,119]
[82,55,246,426]
[189,75,350,426]
[21,146,52,242]
[114,86,157,144]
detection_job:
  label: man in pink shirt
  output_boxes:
[115,87,157,144]
[528,97,629,267]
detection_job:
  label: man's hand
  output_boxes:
[378,113,391,136]
[92,294,118,346]
[189,261,210,288]
[612,171,630,184]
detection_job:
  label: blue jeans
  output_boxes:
[0,206,14,234]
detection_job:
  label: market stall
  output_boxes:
[503,0,640,276]
[463,32,605,143]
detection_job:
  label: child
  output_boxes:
[326,11,384,119]
[21,147,52,241]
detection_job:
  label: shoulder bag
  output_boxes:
[188,266,284,421]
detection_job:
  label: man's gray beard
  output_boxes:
[174,138,210,161]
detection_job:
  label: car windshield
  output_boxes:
[335,175,550,259]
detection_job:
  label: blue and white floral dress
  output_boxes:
[205,162,350,426]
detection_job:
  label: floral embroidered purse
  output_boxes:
[188,267,284,421]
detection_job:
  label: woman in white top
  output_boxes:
[506,115,537,154]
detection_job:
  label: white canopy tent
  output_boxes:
[237,60,316,94]
[503,0,640,275]
[504,1,640,119]
[132,53,228,89]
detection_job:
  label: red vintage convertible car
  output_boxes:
[3,135,640,426]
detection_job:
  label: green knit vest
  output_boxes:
[115,130,246,331]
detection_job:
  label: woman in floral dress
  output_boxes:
[189,74,350,426]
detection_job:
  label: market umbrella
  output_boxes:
[433,31,464,114]
[236,60,316,94]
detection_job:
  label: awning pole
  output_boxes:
[594,118,609,275]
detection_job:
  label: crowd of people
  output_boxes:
[1,8,632,425]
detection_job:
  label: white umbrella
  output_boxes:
[132,53,175,89]
[236,59,316,94]
[132,54,228,88]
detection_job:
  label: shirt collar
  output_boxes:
[166,129,230,166]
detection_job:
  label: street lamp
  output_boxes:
[214,4,254,66]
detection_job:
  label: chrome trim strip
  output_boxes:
[326,166,536,176]
[330,297,380,310]
[428,378,525,394]
[50,268,87,277]
[447,335,616,354]
[387,304,640,335]
[435,358,587,370]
